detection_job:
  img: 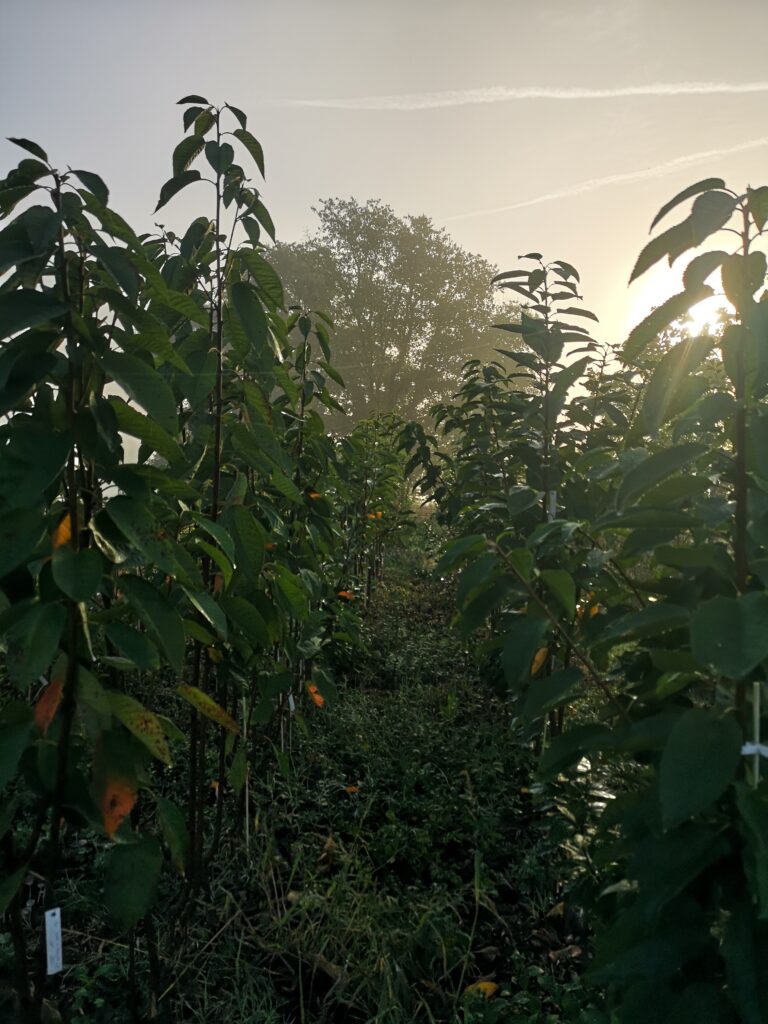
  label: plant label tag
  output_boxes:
[288,693,296,713]
[45,907,63,975]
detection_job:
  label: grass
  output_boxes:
[6,537,606,1023]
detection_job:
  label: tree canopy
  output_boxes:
[270,198,517,424]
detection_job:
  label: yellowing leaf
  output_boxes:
[307,490,322,500]
[464,981,498,1000]
[177,684,240,735]
[343,784,360,794]
[367,513,376,520]
[337,590,355,601]
[206,646,223,663]
[531,647,549,675]
[108,692,172,765]
[52,512,75,550]
[34,678,63,735]
[102,778,138,838]
[376,511,383,519]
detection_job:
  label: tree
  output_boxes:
[270,198,517,424]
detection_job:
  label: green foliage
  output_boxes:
[411,177,768,1022]
[0,99,411,1021]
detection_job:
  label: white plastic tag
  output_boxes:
[287,693,296,713]
[45,907,63,975]
[742,742,768,758]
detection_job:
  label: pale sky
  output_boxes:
[2,0,767,344]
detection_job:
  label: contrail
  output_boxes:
[287,81,768,111]
[443,136,768,223]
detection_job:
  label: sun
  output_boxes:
[683,293,733,336]
[624,262,733,340]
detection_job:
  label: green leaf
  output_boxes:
[118,575,186,674]
[225,104,248,130]
[204,141,234,174]
[177,94,209,104]
[100,350,178,434]
[623,286,713,362]
[630,220,692,283]
[183,588,227,639]
[157,797,189,874]
[682,249,728,290]
[649,177,726,231]
[722,901,768,1024]
[229,281,269,354]
[226,506,266,588]
[659,708,741,829]
[540,723,615,774]
[640,336,715,431]
[108,692,172,765]
[0,508,46,577]
[270,468,303,504]
[220,596,270,649]
[748,186,768,231]
[8,137,48,162]
[689,190,737,244]
[690,593,768,678]
[171,136,205,177]
[71,169,109,205]
[232,128,265,177]
[539,569,576,618]
[51,547,102,602]
[239,250,284,308]
[104,837,162,931]
[616,443,707,509]
[108,396,185,465]
[435,535,487,575]
[0,289,67,339]
[502,616,550,687]
[154,170,201,213]
[6,603,66,690]
[105,623,160,671]
[0,865,28,915]
[272,564,309,619]
[721,252,767,310]
[0,713,32,790]
[523,667,581,723]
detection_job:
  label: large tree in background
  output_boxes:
[271,198,517,423]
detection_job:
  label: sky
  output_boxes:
[2,0,767,345]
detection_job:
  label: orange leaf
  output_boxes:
[367,513,376,520]
[343,784,360,794]
[52,512,74,550]
[265,541,275,550]
[337,590,355,601]
[307,490,322,500]
[464,981,498,1000]
[376,511,383,519]
[102,778,138,838]
[589,604,601,618]
[34,678,63,735]
[213,573,224,594]
[307,683,325,708]
[177,684,240,734]
[531,647,549,675]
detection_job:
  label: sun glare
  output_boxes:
[624,264,733,341]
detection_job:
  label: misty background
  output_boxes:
[2,0,767,422]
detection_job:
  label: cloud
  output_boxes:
[286,81,768,111]
[442,136,768,223]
